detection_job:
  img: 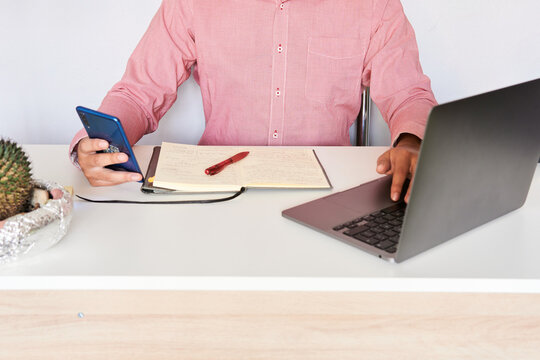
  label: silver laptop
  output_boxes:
[282,78,540,263]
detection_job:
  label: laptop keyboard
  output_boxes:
[332,202,406,254]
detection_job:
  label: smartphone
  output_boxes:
[76,106,143,180]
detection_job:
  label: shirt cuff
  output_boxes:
[68,128,89,170]
[389,99,436,147]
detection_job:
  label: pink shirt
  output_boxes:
[70,0,437,156]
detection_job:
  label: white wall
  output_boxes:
[1,0,539,146]
[367,0,540,145]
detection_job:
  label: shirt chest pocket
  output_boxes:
[305,37,366,104]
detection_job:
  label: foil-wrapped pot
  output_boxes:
[0,180,73,265]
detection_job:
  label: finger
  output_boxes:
[405,183,412,204]
[78,137,109,155]
[409,153,418,174]
[89,173,142,187]
[85,167,142,187]
[376,150,391,174]
[390,155,410,202]
[404,158,418,204]
[80,152,142,186]
[87,152,129,169]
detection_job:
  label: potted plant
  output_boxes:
[0,139,73,264]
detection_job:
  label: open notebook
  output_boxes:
[143,142,331,193]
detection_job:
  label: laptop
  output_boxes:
[282,78,540,263]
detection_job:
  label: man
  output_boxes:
[70,0,437,202]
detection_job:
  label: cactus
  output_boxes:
[0,139,34,220]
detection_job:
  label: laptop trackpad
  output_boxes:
[326,175,394,214]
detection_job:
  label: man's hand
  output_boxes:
[376,133,421,203]
[76,137,142,187]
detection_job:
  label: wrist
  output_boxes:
[394,133,421,148]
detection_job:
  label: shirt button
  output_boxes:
[277,44,283,53]
[275,88,281,96]
[280,4,285,10]
[273,130,279,139]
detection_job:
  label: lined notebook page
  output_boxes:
[152,142,331,192]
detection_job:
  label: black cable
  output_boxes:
[75,187,246,204]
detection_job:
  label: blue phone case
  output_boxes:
[76,106,143,179]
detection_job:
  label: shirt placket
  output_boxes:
[268,0,290,145]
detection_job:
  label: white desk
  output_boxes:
[1,145,539,359]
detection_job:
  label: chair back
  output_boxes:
[356,88,371,146]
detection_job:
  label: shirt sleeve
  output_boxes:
[362,0,437,145]
[68,0,196,166]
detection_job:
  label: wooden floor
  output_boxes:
[0,291,539,359]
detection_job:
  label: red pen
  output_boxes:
[205,151,250,175]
